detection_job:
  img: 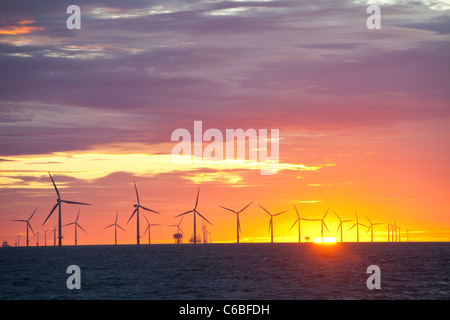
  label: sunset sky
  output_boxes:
[1,0,449,245]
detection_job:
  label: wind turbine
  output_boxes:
[348,212,367,242]
[219,201,253,244]
[11,208,37,247]
[366,216,383,243]
[127,181,160,245]
[259,205,288,243]
[142,214,160,245]
[104,211,126,245]
[393,220,398,242]
[169,217,184,244]
[334,211,353,243]
[42,172,91,247]
[290,204,319,243]
[63,209,86,246]
[385,220,392,242]
[49,226,57,246]
[309,208,330,243]
[174,188,212,245]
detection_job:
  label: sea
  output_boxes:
[0,242,448,300]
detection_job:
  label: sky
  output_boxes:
[0,0,449,245]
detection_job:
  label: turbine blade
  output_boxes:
[61,200,91,206]
[143,214,149,225]
[42,202,59,226]
[293,204,299,219]
[348,224,356,231]
[258,205,271,216]
[174,210,193,218]
[336,222,342,234]
[238,201,253,214]
[48,172,60,199]
[63,222,75,227]
[268,217,272,233]
[115,211,118,223]
[179,226,184,234]
[28,207,37,221]
[127,208,138,224]
[220,206,237,214]
[333,211,341,221]
[104,224,115,229]
[366,215,372,224]
[273,210,288,216]
[77,223,87,233]
[143,225,149,236]
[194,188,200,209]
[140,206,160,214]
[12,220,27,222]
[134,181,140,205]
[289,219,299,231]
[117,224,127,232]
[28,223,35,236]
[359,223,368,228]
[323,221,329,232]
[195,210,212,225]
[75,209,80,222]
[323,208,329,220]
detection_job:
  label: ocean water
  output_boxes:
[0,243,448,300]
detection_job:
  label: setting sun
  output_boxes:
[314,237,337,244]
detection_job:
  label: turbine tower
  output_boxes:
[127,181,160,245]
[43,172,91,247]
[290,204,318,243]
[348,212,367,242]
[104,211,126,245]
[334,211,353,243]
[259,205,287,243]
[63,209,86,246]
[174,188,212,244]
[11,208,37,247]
[219,201,253,244]
[366,216,382,243]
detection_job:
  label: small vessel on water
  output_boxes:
[2,240,11,247]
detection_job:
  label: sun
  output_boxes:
[313,237,337,244]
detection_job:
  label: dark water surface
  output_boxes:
[0,243,448,299]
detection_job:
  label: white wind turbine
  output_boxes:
[259,205,288,243]
[127,181,160,245]
[334,211,353,243]
[142,214,160,245]
[290,204,319,243]
[348,212,368,243]
[42,172,91,247]
[104,211,126,245]
[366,215,383,243]
[11,208,37,247]
[219,201,253,244]
[63,209,86,246]
[174,188,212,244]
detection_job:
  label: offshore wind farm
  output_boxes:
[3,172,422,247]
